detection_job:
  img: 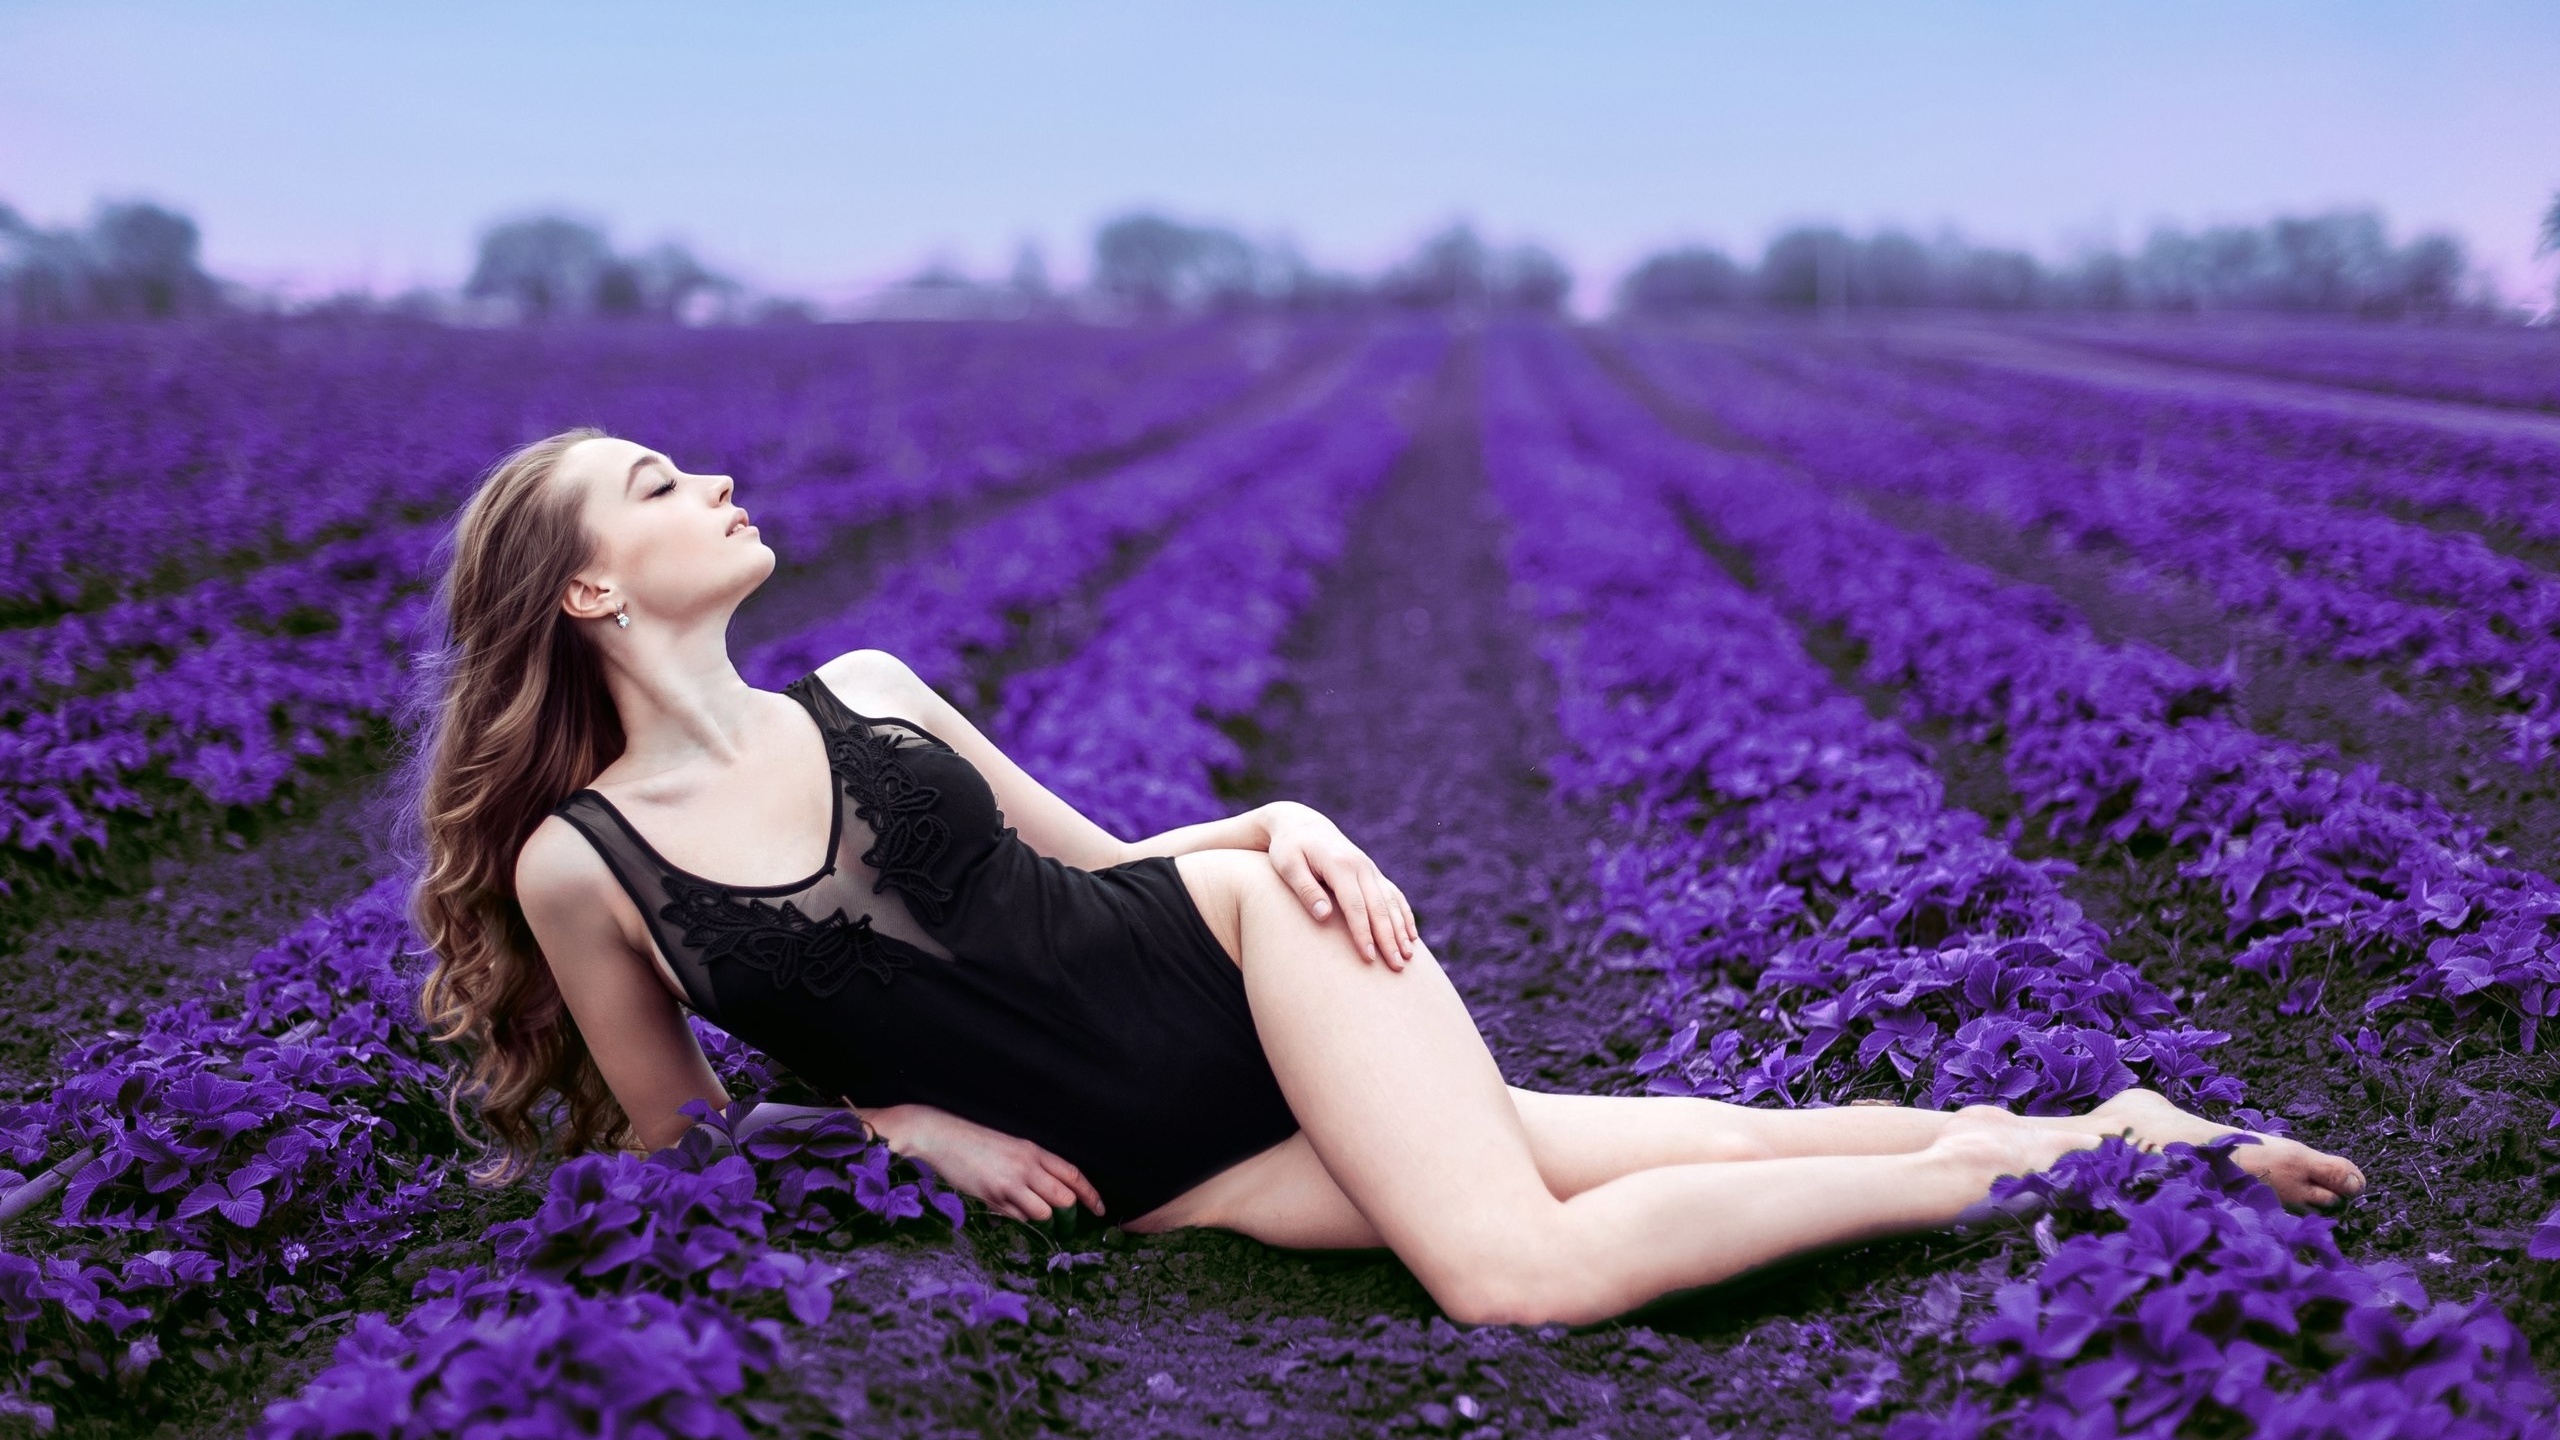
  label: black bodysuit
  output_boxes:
[549,670,1304,1222]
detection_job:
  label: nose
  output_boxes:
[713,474,734,504]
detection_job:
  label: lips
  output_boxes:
[726,509,753,536]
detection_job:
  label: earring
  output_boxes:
[613,602,630,630]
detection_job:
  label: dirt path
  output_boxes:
[1872,322,2560,448]
[1248,337,1655,1097]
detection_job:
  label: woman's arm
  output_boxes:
[730,1099,1106,1222]
[517,818,737,1154]
[1118,803,1284,861]
[827,650,1307,862]
[829,651,1415,965]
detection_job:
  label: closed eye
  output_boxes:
[651,478,676,497]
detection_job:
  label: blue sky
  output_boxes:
[4,0,2553,315]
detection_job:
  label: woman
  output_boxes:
[407,427,2367,1328]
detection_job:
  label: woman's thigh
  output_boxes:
[1149,850,1782,1248]
[1159,849,1555,1304]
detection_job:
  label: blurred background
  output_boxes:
[2,0,2553,327]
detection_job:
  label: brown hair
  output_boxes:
[391,425,634,1185]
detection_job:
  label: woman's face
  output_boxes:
[555,436,773,630]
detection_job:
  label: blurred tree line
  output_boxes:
[1087,214,1570,317]
[460,214,745,323]
[0,197,1576,326]
[0,200,227,322]
[2,193,2542,326]
[1619,208,2502,321]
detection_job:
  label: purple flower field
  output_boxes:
[0,311,2554,1436]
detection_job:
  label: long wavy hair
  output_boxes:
[390,424,634,1186]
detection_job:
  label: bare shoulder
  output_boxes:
[514,813,613,918]
[513,813,659,981]
[814,648,942,718]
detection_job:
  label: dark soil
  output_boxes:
[0,738,395,1095]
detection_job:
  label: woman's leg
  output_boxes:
[1171,850,2089,1325]
[1138,1088,1998,1249]
[1151,1078,2364,1251]
[1520,1088,2364,1206]
[1167,850,2366,1321]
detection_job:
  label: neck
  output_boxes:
[598,613,763,778]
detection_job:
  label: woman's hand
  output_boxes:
[866,1103,1105,1223]
[1263,801,1418,969]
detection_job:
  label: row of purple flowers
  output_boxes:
[1554,316,2560,1259]
[0,320,1343,875]
[742,323,1431,696]
[1810,330,2560,545]
[1579,331,2560,1064]
[990,321,1447,838]
[1616,329,2560,768]
[0,317,1316,618]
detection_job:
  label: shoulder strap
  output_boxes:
[787,669,881,746]
[785,668,940,752]
[547,794,722,1015]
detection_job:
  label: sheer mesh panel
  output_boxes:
[550,701,958,1019]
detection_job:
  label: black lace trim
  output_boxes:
[823,722,957,926]
[658,874,910,997]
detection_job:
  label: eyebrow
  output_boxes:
[622,454,669,496]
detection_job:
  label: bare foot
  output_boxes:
[2081,1088,2366,1210]
[1932,1105,2107,1189]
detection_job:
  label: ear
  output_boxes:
[560,571,619,624]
